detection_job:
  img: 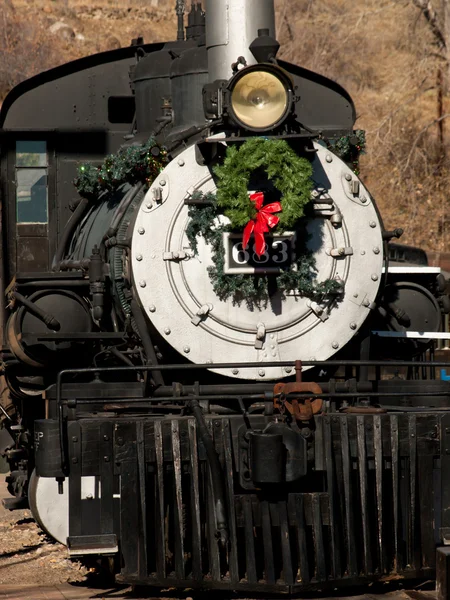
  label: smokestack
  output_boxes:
[205,0,276,83]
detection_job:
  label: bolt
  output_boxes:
[178,159,185,167]
[259,369,266,377]
[361,196,368,203]
[326,154,333,163]
[117,437,124,446]
[232,369,239,375]
[164,327,171,335]
[345,173,352,181]
[353,293,359,298]
[214,421,220,428]
[138,227,145,235]
[136,254,143,261]
[85,494,93,500]
[332,341,339,349]
[370,221,376,228]
[104,456,110,462]
[446,449,450,455]
[350,322,357,330]
[103,435,109,441]
[72,436,78,443]
[149,305,156,313]
[139,280,146,288]
[183,346,190,353]
[284,367,292,374]
[206,360,213,364]
[363,299,370,307]
[159,179,166,186]
[145,202,152,210]
[373,247,380,255]
[72,457,78,464]
[371,274,379,281]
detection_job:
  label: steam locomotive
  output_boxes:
[1,0,450,595]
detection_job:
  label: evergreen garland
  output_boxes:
[214,138,314,229]
[74,138,167,200]
[186,199,341,307]
[327,130,366,175]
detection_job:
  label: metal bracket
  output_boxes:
[440,528,450,545]
[191,303,213,326]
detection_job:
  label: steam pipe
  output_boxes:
[52,197,90,270]
[13,292,61,331]
[205,0,276,82]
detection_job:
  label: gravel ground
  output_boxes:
[0,479,88,586]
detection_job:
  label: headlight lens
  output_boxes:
[230,68,290,131]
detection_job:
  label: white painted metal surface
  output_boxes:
[28,472,109,545]
[373,331,450,339]
[132,142,383,380]
[383,266,441,274]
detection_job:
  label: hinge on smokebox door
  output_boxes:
[274,360,323,421]
[163,250,193,261]
[191,303,213,326]
[255,322,266,349]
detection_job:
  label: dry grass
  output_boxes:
[2,0,449,251]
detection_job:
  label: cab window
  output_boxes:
[15,141,48,224]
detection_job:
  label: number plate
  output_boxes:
[223,232,295,274]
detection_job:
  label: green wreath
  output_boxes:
[214,137,313,229]
[187,139,341,306]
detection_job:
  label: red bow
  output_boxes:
[242,192,282,257]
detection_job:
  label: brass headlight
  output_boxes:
[229,66,293,131]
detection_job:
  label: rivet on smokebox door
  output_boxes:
[259,369,266,377]
[138,227,145,235]
[159,179,167,186]
[332,341,339,349]
[164,327,171,335]
[371,274,378,281]
[350,322,357,330]
[139,280,146,288]
[184,346,190,354]
[326,154,333,163]
[136,254,143,261]
[149,305,156,313]
[178,159,185,167]
[232,369,239,375]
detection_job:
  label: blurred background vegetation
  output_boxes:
[1,0,449,251]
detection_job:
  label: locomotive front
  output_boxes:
[2,0,450,595]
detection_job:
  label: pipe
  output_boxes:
[17,280,89,288]
[187,396,228,546]
[109,346,134,367]
[206,0,276,82]
[52,197,90,270]
[13,292,61,331]
[130,298,164,386]
[104,183,143,241]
